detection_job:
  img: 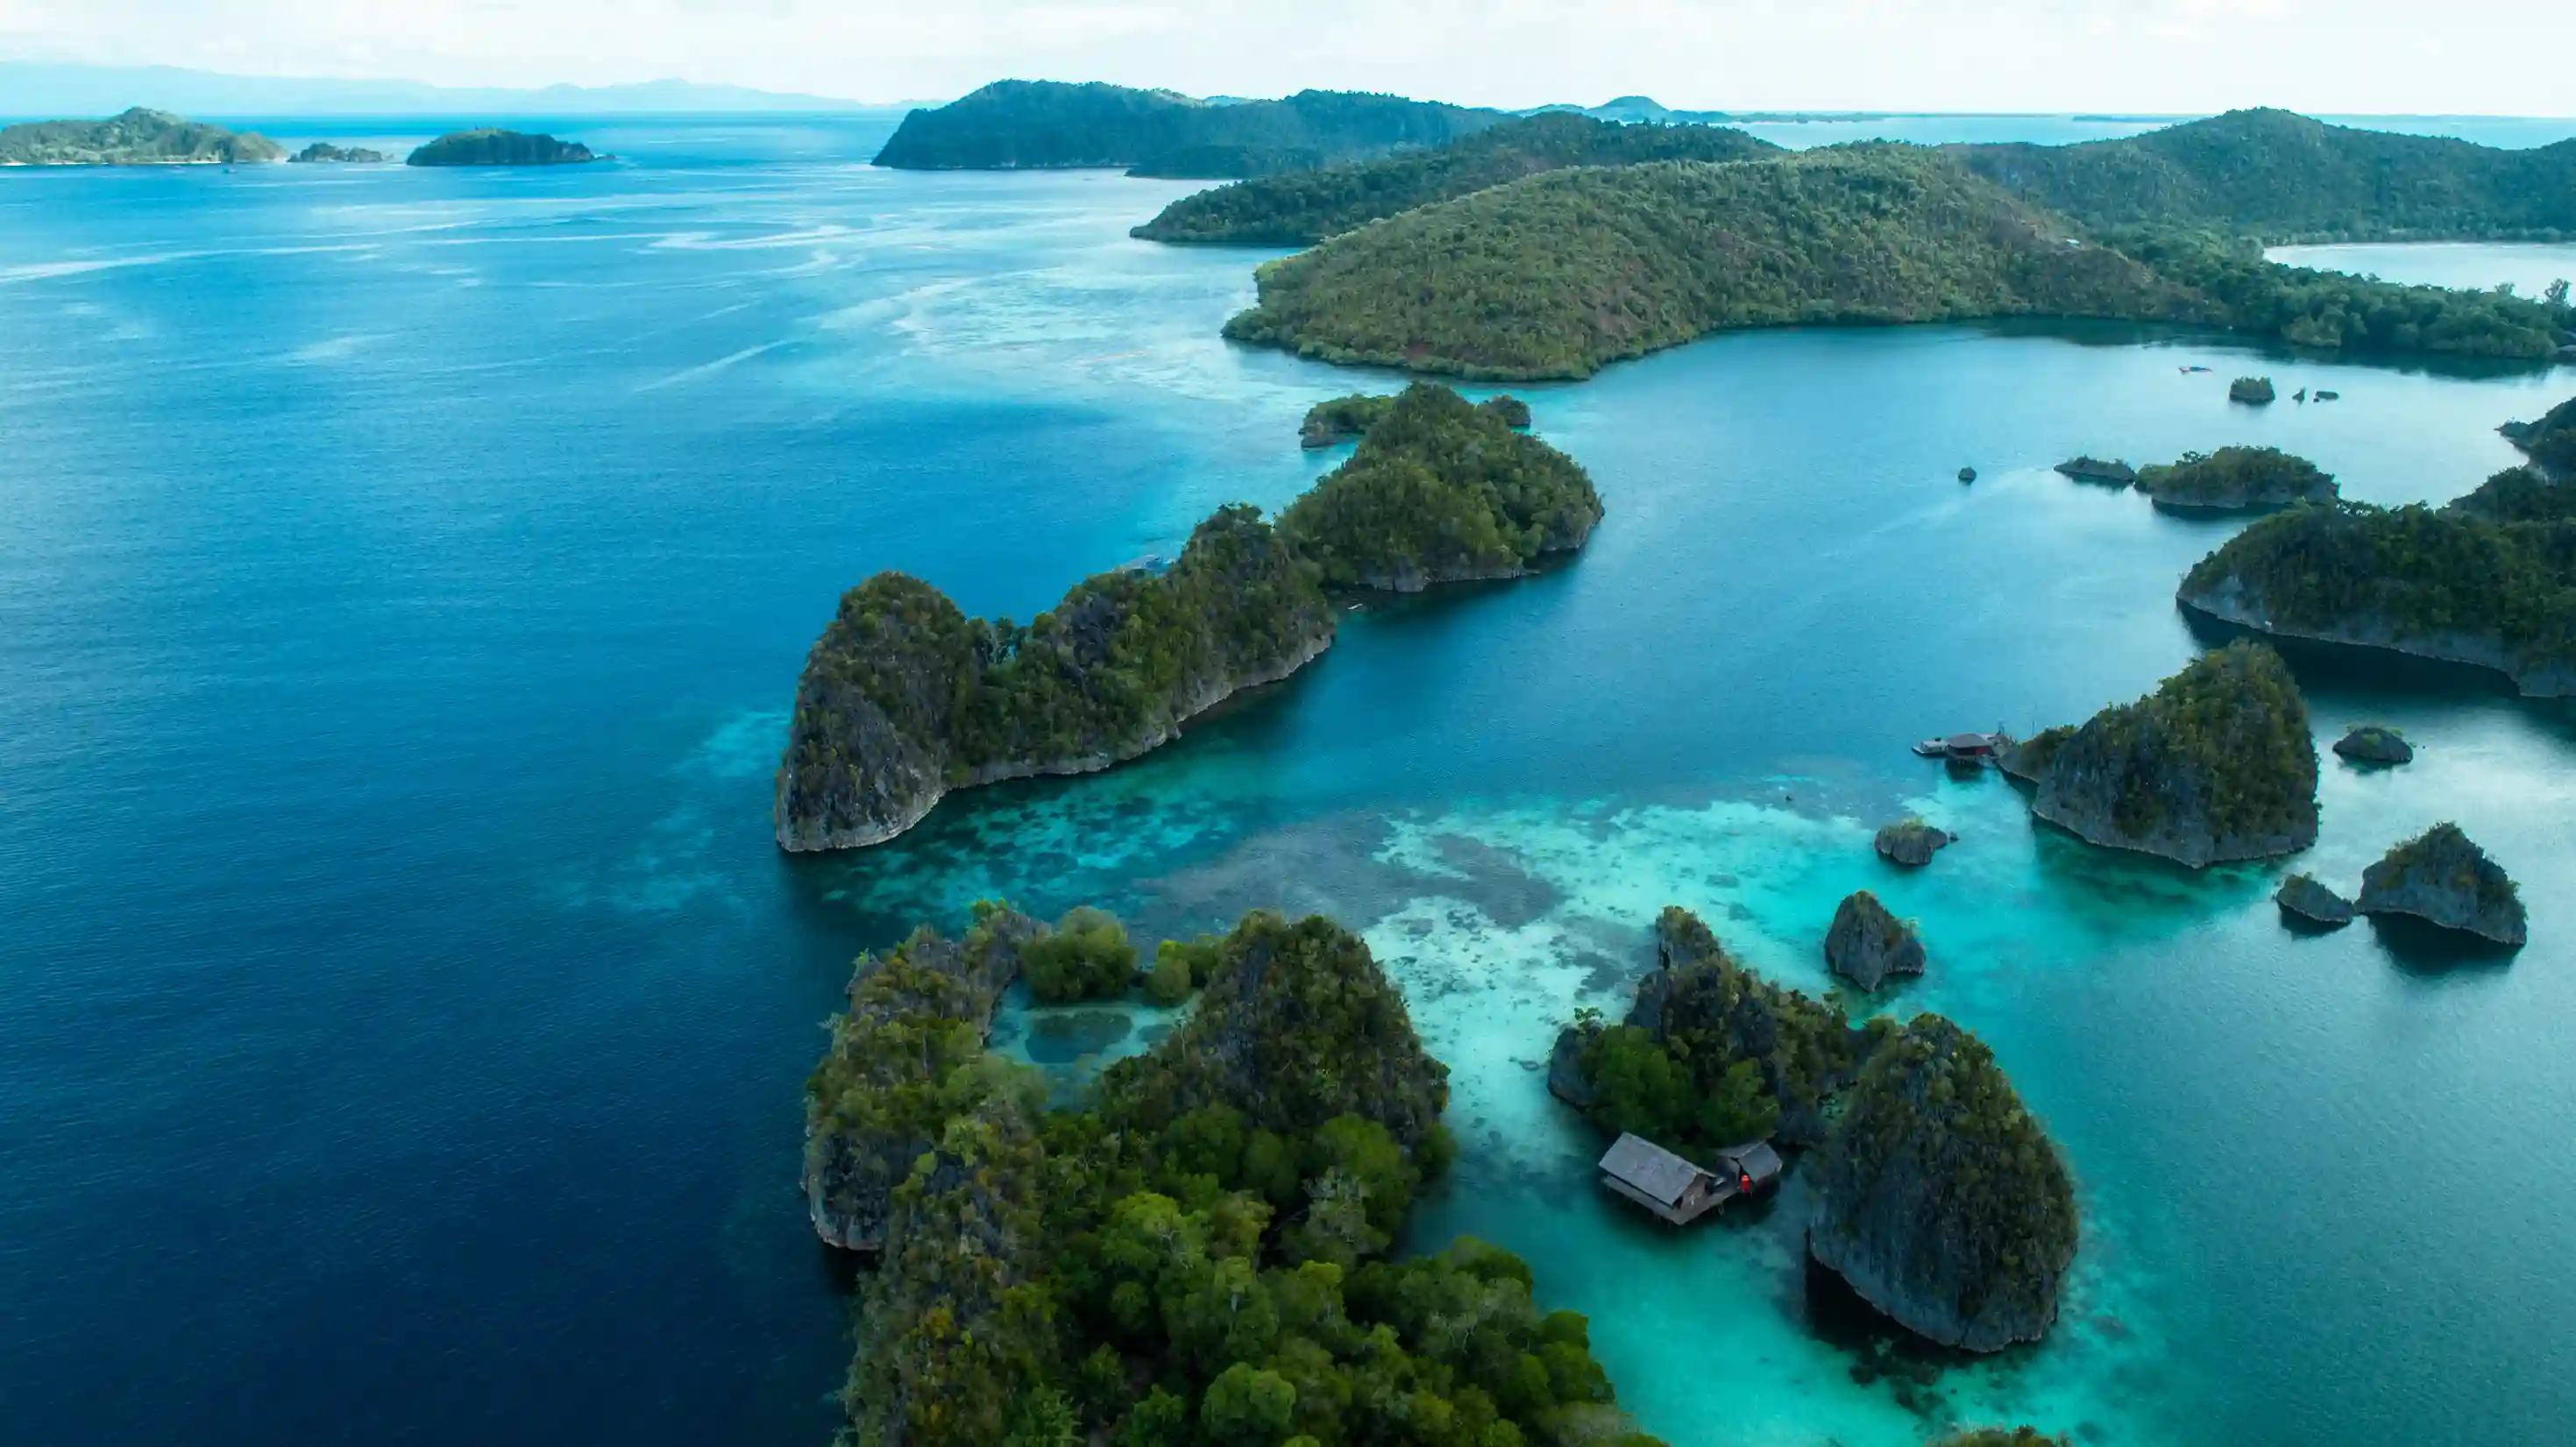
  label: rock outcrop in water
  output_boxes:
[2230,376,2277,403]
[2135,446,2337,512]
[289,142,387,163]
[1807,1014,2076,1352]
[2357,823,2526,945]
[1280,382,1600,592]
[802,905,1041,1254]
[1551,907,1876,1151]
[2054,457,2137,486]
[2178,472,2576,699]
[2022,642,2319,867]
[2276,873,2355,926]
[1875,819,1951,867]
[774,505,1337,851]
[2333,724,2414,764]
[406,129,598,166]
[1825,891,1927,991]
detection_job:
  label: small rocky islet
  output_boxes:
[288,142,387,164]
[404,129,600,167]
[2357,823,2527,945]
[2333,724,2414,764]
[1826,890,1927,991]
[773,382,1602,851]
[2008,641,2320,869]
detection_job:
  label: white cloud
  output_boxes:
[2,0,2568,113]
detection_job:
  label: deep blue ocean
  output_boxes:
[4,114,2574,1447]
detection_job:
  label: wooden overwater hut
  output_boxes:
[1912,730,2003,763]
[1596,1133,1783,1226]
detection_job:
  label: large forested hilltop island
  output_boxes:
[807,903,1678,1447]
[872,79,1499,178]
[1548,908,2076,1351]
[2005,642,2320,867]
[0,108,281,165]
[1134,110,1779,245]
[774,384,1600,851]
[1222,145,2575,380]
[1954,108,2576,241]
[404,130,599,167]
[2179,461,2576,697]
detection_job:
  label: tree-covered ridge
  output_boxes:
[2024,642,2320,866]
[1953,108,2576,242]
[1808,1015,2078,1353]
[1280,384,1603,591]
[2502,394,2576,475]
[1223,146,2574,380]
[870,80,1502,178]
[1134,111,1780,245]
[822,905,1666,1447]
[777,386,1600,850]
[405,130,598,166]
[774,503,1338,850]
[0,107,281,165]
[288,142,387,164]
[1225,148,2208,380]
[2101,228,2569,359]
[2134,446,2337,511]
[2179,474,2576,693]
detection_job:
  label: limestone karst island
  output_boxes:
[9,20,2576,1447]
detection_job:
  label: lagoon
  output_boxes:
[3,114,2572,1447]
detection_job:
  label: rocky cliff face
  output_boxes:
[2026,642,2319,867]
[1825,891,1927,990]
[1551,907,1870,1148]
[775,506,1337,852]
[2357,823,2527,945]
[1103,910,1450,1148]
[2276,873,2355,926]
[1808,1015,2076,1353]
[802,909,1041,1253]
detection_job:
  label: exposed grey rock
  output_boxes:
[2332,724,2414,765]
[2024,642,2319,868]
[2358,824,2527,946]
[1874,819,1951,868]
[1824,890,1926,990]
[1807,1015,2076,1352]
[2275,873,2354,926]
[1545,1025,1596,1110]
[802,909,1041,1253]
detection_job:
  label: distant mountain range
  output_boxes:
[0,62,899,118]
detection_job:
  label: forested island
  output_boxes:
[807,903,1676,1447]
[2179,464,2576,696]
[1547,908,2075,1352]
[872,80,1499,178]
[1280,384,1600,591]
[2134,447,2337,512]
[405,130,598,166]
[1952,109,2576,241]
[1221,146,2574,380]
[775,385,1601,850]
[2007,642,2319,867]
[289,142,387,164]
[1133,111,1778,245]
[0,107,280,165]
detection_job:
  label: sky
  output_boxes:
[2,0,2570,114]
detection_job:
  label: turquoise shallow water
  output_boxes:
[4,115,2574,1446]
